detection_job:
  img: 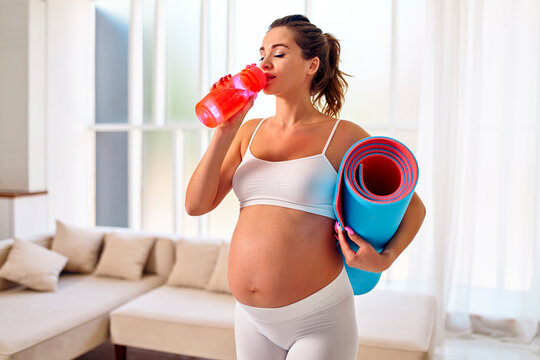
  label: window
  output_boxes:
[93,0,425,249]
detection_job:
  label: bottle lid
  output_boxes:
[242,64,266,92]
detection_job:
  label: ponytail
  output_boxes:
[269,15,350,117]
[311,33,349,117]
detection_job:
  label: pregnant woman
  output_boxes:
[186,14,426,360]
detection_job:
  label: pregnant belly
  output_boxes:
[228,205,343,308]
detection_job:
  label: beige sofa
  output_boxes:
[0,226,437,360]
[0,228,175,360]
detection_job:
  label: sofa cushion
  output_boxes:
[167,240,220,289]
[205,241,231,294]
[354,289,436,353]
[0,273,165,357]
[94,232,155,281]
[112,286,235,328]
[51,219,105,273]
[85,226,177,276]
[110,286,236,360]
[0,238,67,291]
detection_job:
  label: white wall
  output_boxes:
[46,0,95,229]
[28,0,47,191]
[0,0,46,192]
[0,0,28,191]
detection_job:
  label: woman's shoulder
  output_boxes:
[242,117,266,129]
[335,119,372,147]
[238,117,265,137]
[324,119,372,172]
[235,117,266,149]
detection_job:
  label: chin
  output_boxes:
[262,80,279,95]
[262,87,276,96]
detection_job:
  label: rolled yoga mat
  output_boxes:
[333,136,419,295]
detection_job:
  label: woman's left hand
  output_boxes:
[334,222,393,273]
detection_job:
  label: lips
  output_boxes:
[265,73,276,82]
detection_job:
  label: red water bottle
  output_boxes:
[195,64,266,128]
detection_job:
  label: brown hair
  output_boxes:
[269,15,350,118]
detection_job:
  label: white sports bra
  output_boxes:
[232,117,340,219]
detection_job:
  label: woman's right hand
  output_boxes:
[218,94,255,132]
[211,74,232,90]
[210,75,255,133]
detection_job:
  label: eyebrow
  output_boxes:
[259,43,290,51]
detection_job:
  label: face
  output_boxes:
[259,26,319,96]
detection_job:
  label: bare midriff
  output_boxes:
[228,204,344,308]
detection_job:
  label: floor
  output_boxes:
[77,336,540,360]
[433,336,540,360]
[76,341,204,360]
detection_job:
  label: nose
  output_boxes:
[259,56,272,70]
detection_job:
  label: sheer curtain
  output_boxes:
[401,0,540,349]
[98,0,540,350]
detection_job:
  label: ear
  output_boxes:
[307,57,320,76]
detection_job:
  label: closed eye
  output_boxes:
[259,54,285,61]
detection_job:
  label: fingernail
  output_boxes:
[334,222,340,232]
[345,226,354,235]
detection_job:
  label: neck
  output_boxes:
[274,94,319,128]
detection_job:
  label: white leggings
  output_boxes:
[234,266,358,360]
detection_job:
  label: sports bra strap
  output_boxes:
[247,117,340,154]
[322,119,341,154]
[247,117,268,150]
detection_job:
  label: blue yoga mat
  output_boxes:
[333,136,419,295]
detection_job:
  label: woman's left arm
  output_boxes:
[336,192,426,273]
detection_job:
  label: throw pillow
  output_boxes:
[93,232,155,281]
[143,237,175,276]
[51,219,105,273]
[205,241,231,294]
[0,238,67,291]
[167,239,220,289]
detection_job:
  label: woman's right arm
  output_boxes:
[185,97,254,216]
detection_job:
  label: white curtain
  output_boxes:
[392,0,540,350]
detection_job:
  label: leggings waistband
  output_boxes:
[236,265,352,323]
